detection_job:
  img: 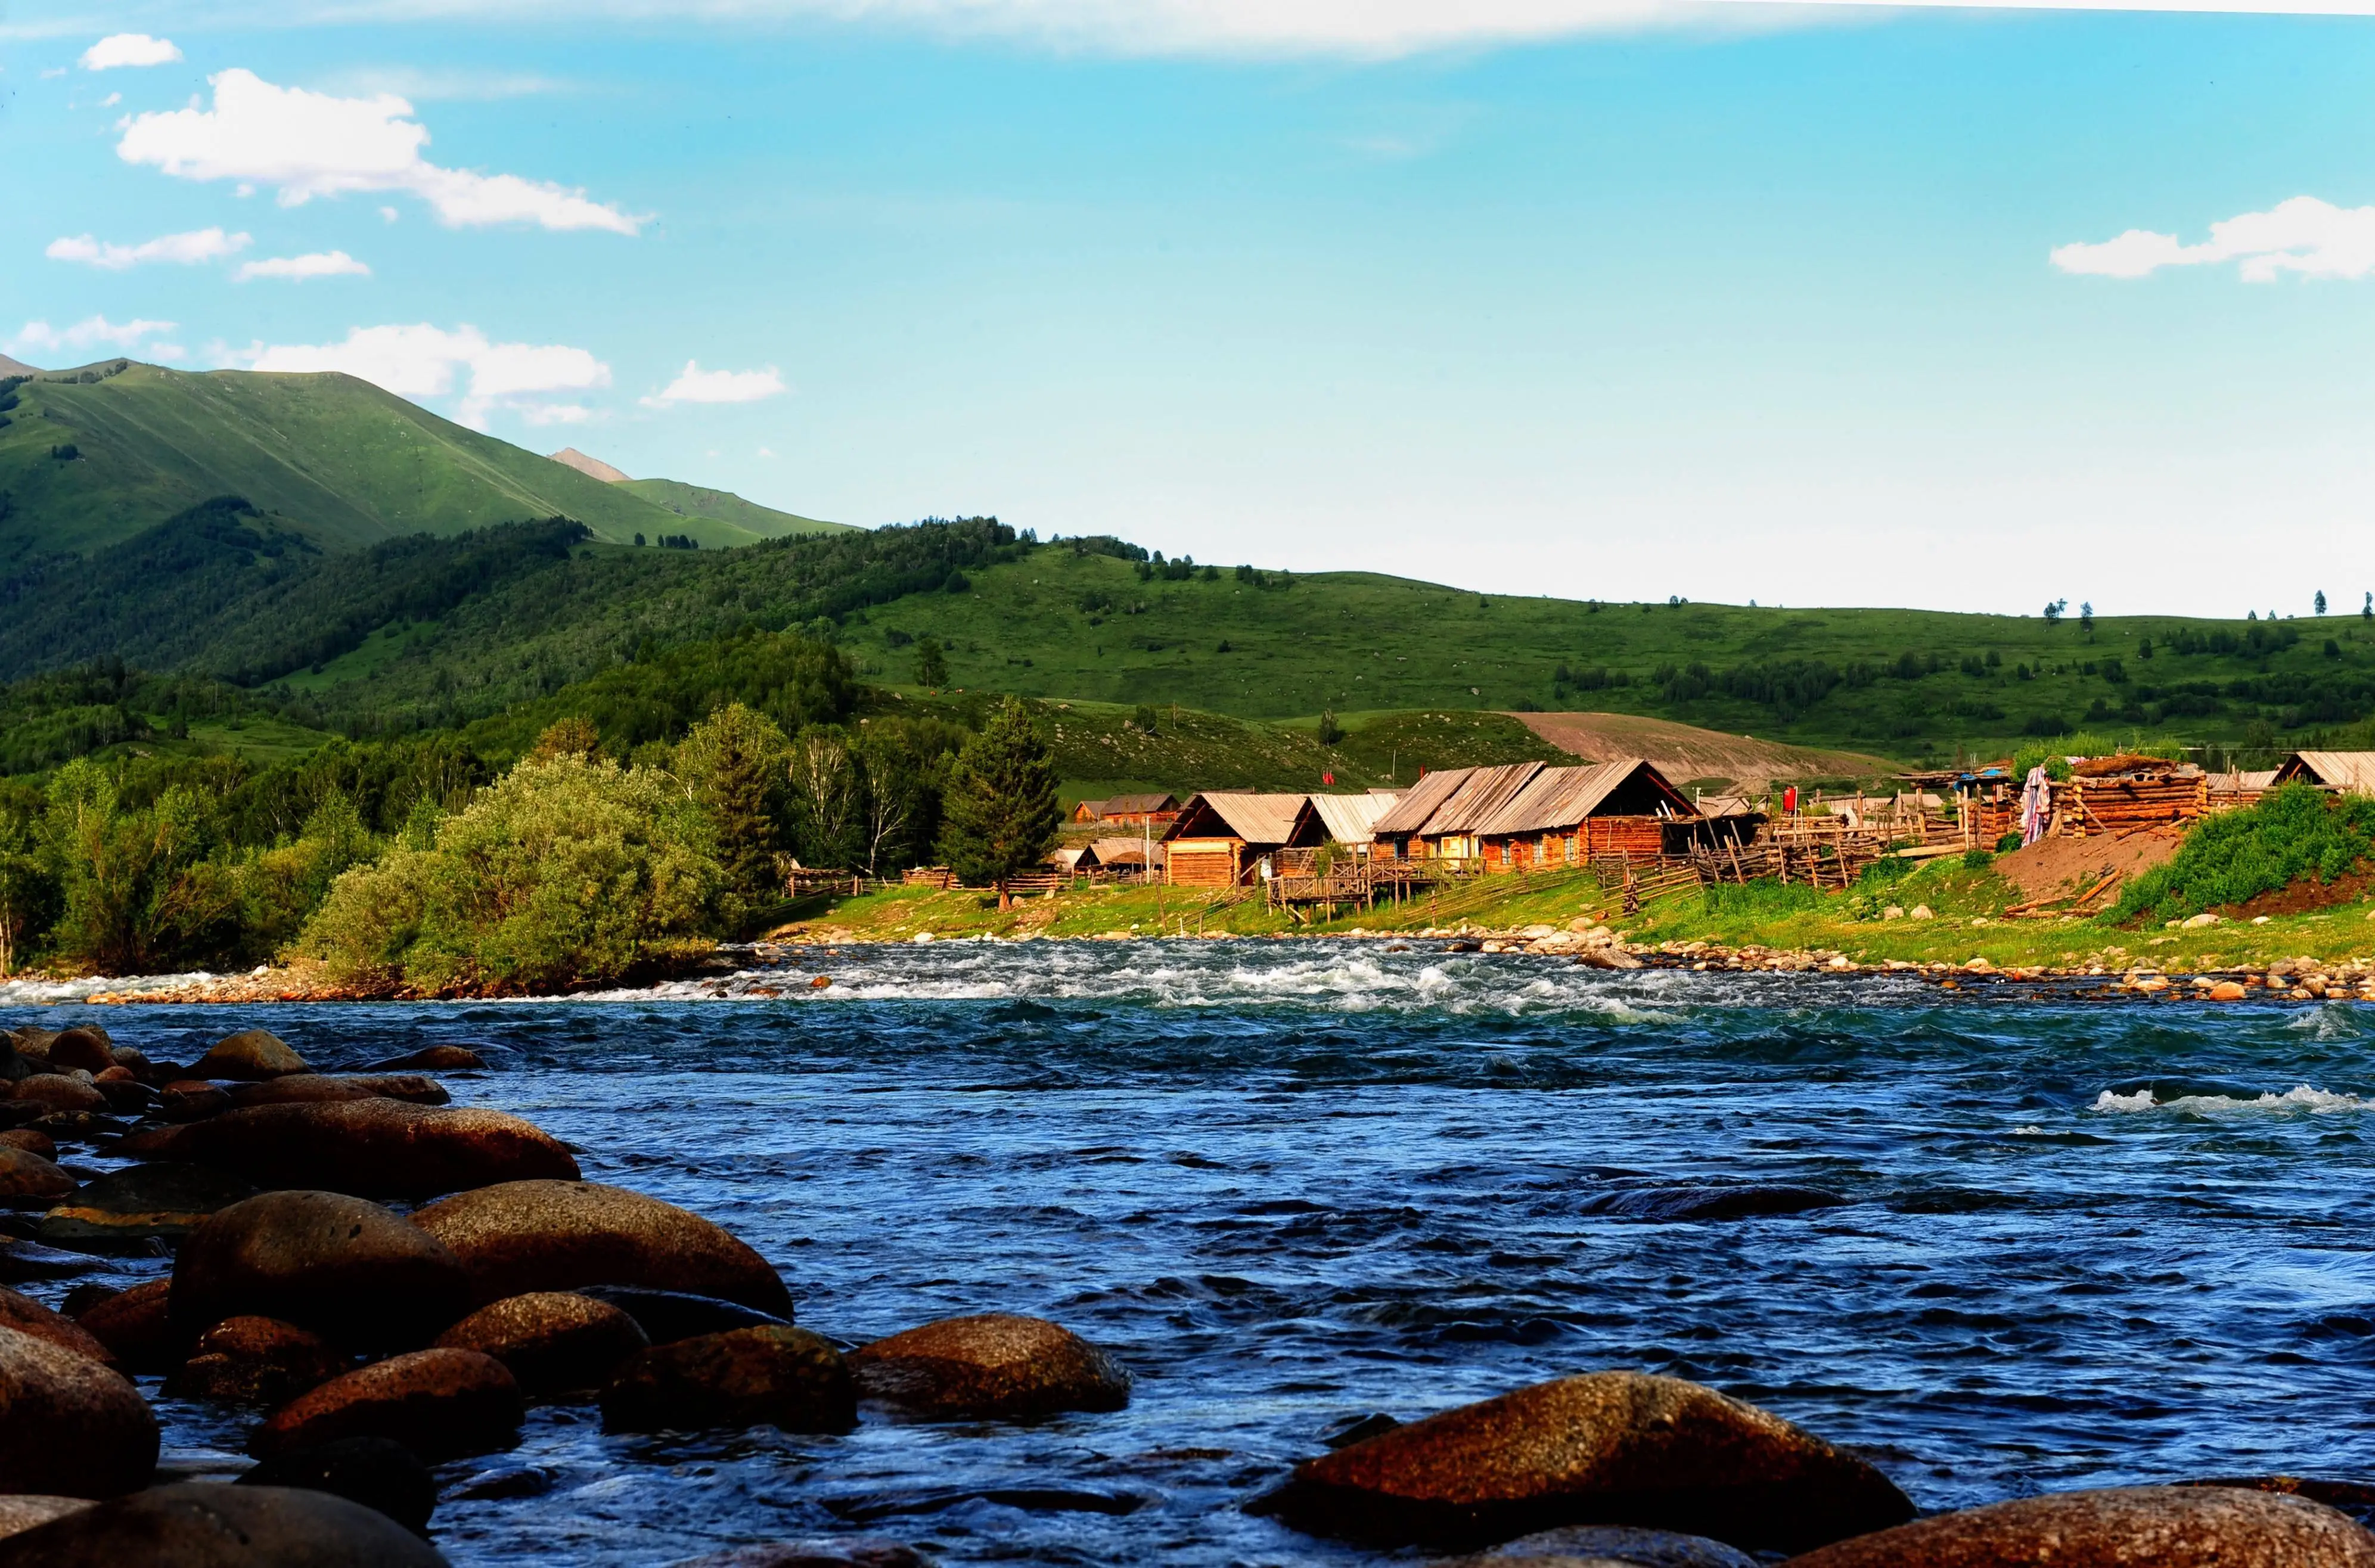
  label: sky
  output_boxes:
[5,1,2375,619]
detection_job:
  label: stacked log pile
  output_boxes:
[2053,759,2209,838]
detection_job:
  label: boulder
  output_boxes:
[0,1241,99,1287]
[0,1289,113,1367]
[41,1034,112,1079]
[191,1030,312,1081]
[0,1151,72,1212]
[432,1292,647,1396]
[411,1181,791,1315]
[0,1499,89,1543]
[164,1317,347,1406]
[21,1114,122,1147]
[70,1281,181,1373]
[1778,1485,2375,1566]
[116,1101,579,1200]
[600,1326,855,1436]
[849,1313,1129,1421]
[225,1077,450,1111]
[251,1348,523,1463]
[1248,1370,1913,1552]
[575,1286,790,1346]
[0,1134,54,1163]
[0,1482,446,1566]
[0,1325,157,1498]
[237,1438,437,1536]
[363,1047,485,1072]
[1446,1524,1761,1566]
[39,1163,256,1252]
[159,1083,231,1123]
[4,1033,55,1071]
[7,1080,103,1117]
[171,1191,473,1352]
[668,1544,933,1568]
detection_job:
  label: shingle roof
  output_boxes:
[1379,762,1547,839]
[1477,759,1694,837]
[1172,792,1314,845]
[1308,791,1400,845]
[2281,752,2375,794]
[1370,768,1473,837]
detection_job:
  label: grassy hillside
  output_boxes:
[0,362,777,558]
[615,478,849,539]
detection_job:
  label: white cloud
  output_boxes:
[9,315,176,356]
[379,206,401,223]
[235,250,372,282]
[227,322,611,428]
[100,92,122,108]
[643,360,787,406]
[2054,196,2375,282]
[46,226,250,271]
[81,33,181,70]
[516,401,594,424]
[322,66,568,102]
[116,68,644,234]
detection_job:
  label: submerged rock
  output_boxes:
[1776,1485,2375,1566]
[600,1325,856,1436]
[0,1240,101,1286]
[0,1150,73,1212]
[117,1101,579,1200]
[225,1077,451,1111]
[0,1325,158,1498]
[237,1437,437,1536]
[575,1286,789,1346]
[69,1281,179,1373]
[159,1083,231,1123]
[0,1288,114,1367]
[164,1317,348,1406]
[411,1181,792,1315]
[191,1030,313,1080]
[0,1482,446,1566]
[171,1191,473,1352]
[38,1163,257,1252]
[433,1292,648,1396]
[849,1313,1129,1421]
[1248,1370,1913,1553]
[251,1348,523,1463]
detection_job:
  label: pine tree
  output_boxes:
[938,697,1060,905]
[530,717,602,762]
[914,637,948,690]
[674,703,791,899]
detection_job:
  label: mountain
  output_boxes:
[0,361,821,560]
[549,447,632,484]
[0,355,40,378]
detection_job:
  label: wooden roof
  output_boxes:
[1370,768,1475,837]
[1477,758,1697,837]
[1089,836,1165,865]
[2275,752,2375,793]
[1165,792,1320,846]
[1369,762,1546,839]
[1093,793,1179,815]
[1308,791,1400,845]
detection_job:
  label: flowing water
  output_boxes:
[14,938,2375,1564]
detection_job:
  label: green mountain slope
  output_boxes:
[615,477,849,538]
[0,361,778,558]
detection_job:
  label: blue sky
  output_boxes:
[6,2,2374,617]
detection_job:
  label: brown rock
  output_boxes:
[225,1076,451,1110]
[1250,1371,1913,1553]
[0,1150,72,1211]
[364,1046,485,1072]
[0,1133,54,1162]
[1777,1485,2375,1567]
[0,1290,113,1368]
[252,1347,523,1462]
[0,1325,158,1497]
[2209,980,2249,1002]
[191,1030,312,1080]
[433,1291,647,1396]
[411,1181,791,1315]
[116,1100,579,1200]
[165,1317,349,1406]
[172,1191,472,1352]
[8,1079,103,1116]
[42,1033,113,1078]
[70,1281,181,1373]
[849,1313,1128,1421]
[0,1498,91,1542]
[38,1163,257,1252]
[159,1082,231,1123]
[600,1326,855,1436]
[0,1481,445,1565]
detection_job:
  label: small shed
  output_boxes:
[1163,793,1323,887]
[1050,843,1101,875]
[1306,790,1401,853]
[2272,752,2375,796]
[1089,836,1167,878]
[1072,793,1181,827]
[1475,758,1699,869]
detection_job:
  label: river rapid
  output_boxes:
[13,937,2375,1564]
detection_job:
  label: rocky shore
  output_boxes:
[0,1018,2370,1565]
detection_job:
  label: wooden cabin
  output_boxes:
[1072,792,1181,827]
[1368,763,1547,864]
[1306,791,1401,856]
[2272,752,2375,796]
[2208,769,2279,809]
[1475,759,1700,869]
[1049,843,1101,875]
[1163,793,1324,887]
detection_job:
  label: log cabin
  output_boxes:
[1475,759,1700,869]
[1163,793,1324,887]
[1071,793,1181,827]
[1368,762,1547,864]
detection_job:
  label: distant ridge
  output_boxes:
[0,353,41,378]
[548,446,632,484]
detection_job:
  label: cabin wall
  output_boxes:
[1168,840,1243,887]
[1581,816,1666,858]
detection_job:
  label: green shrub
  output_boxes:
[44,759,241,975]
[1963,847,1994,869]
[299,754,722,995]
[2113,783,2375,923]
[1996,831,2023,853]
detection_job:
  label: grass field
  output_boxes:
[613,478,849,540]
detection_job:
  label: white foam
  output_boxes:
[2090,1083,2374,1115]
[0,970,220,1005]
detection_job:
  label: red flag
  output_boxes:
[1322,772,1334,785]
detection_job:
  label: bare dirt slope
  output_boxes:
[1507,712,1896,790]
[1994,827,2185,905]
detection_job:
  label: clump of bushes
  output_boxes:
[2113,783,2375,923]
[299,754,722,996]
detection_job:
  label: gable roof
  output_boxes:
[1479,758,1695,837]
[1166,791,1318,846]
[2277,752,2375,793]
[1371,768,1473,837]
[1308,791,1400,845]
[1089,836,1166,865]
[1370,762,1547,839]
